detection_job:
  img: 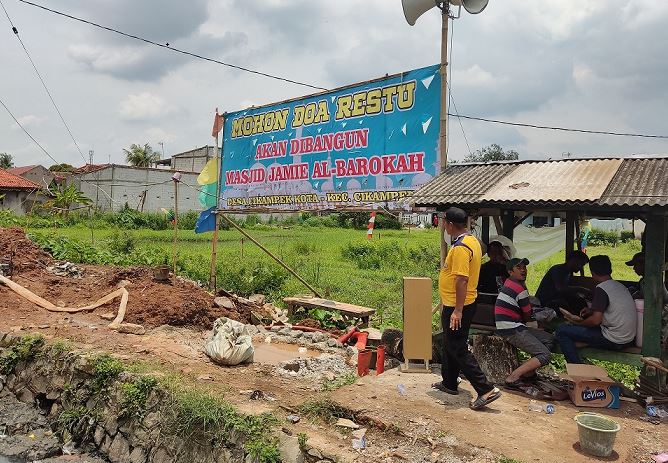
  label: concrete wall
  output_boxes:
[171,146,216,172]
[75,165,202,212]
[17,166,54,188]
[0,190,43,214]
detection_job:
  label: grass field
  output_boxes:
[26,224,642,331]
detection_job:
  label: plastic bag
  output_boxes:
[205,317,254,366]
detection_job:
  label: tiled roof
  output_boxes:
[411,156,668,210]
[0,169,41,190]
[7,165,38,176]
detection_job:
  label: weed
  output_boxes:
[0,334,44,374]
[498,457,523,463]
[92,354,124,393]
[245,437,281,463]
[323,373,357,391]
[106,229,137,254]
[57,406,89,432]
[297,432,308,451]
[120,376,158,419]
[297,400,355,424]
[49,339,74,355]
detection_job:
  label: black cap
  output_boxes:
[625,252,644,266]
[506,257,529,271]
[444,207,467,224]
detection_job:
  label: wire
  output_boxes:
[17,0,328,91]
[450,114,668,139]
[446,18,473,157]
[0,95,60,165]
[1,0,87,164]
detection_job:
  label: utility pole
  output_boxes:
[438,4,450,268]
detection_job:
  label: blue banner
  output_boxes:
[220,64,440,210]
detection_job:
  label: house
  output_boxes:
[7,165,55,189]
[0,169,43,214]
[71,164,201,212]
[155,146,216,172]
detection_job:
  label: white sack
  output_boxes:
[205,317,254,366]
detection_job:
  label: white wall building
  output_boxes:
[73,165,201,212]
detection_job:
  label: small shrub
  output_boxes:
[620,230,635,243]
[0,334,44,374]
[120,376,158,419]
[92,354,124,393]
[106,230,137,254]
[587,229,619,247]
[297,433,308,451]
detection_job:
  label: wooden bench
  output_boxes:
[283,297,375,327]
[469,300,643,367]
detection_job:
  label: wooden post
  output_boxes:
[492,215,503,236]
[501,210,515,241]
[172,178,179,285]
[209,119,225,291]
[565,211,577,258]
[643,214,666,359]
[482,216,490,245]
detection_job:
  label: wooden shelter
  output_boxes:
[411,157,668,364]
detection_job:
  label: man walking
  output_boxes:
[433,207,501,410]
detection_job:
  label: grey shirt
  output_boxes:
[592,279,637,345]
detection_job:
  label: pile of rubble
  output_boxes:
[277,354,354,381]
[47,261,85,278]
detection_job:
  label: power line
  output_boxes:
[12,0,668,142]
[1,0,87,164]
[0,95,60,165]
[450,114,668,139]
[17,0,328,91]
[446,18,473,157]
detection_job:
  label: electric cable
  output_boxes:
[16,0,328,91]
[1,0,87,164]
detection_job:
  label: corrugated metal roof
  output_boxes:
[480,159,622,202]
[600,158,668,207]
[411,157,668,209]
[410,163,520,206]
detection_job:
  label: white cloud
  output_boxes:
[119,93,173,121]
[10,114,44,130]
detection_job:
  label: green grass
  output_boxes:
[28,224,642,331]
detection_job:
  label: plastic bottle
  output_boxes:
[528,399,543,412]
[397,384,407,396]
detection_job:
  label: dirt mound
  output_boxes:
[0,227,52,272]
[0,228,230,330]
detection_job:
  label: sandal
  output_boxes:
[470,387,502,410]
[432,382,459,395]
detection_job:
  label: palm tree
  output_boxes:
[0,153,13,169]
[123,143,160,167]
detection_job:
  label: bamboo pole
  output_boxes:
[209,115,225,291]
[172,177,179,285]
[220,214,322,298]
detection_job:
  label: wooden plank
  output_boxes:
[283,297,375,317]
[643,214,666,359]
[402,277,433,363]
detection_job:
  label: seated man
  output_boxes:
[555,255,637,364]
[478,240,509,294]
[626,252,668,347]
[536,250,590,314]
[494,258,555,386]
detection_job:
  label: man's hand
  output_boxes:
[450,307,463,330]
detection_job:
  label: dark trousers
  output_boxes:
[441,303,494,396]
[555,324,626,364]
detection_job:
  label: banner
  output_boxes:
[220,64,440,210]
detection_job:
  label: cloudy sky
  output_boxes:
[1,0,667,168]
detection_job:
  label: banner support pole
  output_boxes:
[209,114,225,291]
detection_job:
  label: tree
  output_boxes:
[123,143,160,167]
[464,144,519,163]
[49,163,76,172]
[43,183,92,216]
[0,153,13,169]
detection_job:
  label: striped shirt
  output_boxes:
[494,278,531,331]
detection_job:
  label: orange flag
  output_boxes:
[211,108,224,138]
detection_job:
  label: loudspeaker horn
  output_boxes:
[461,0,488,14]
[401,0,440,26]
